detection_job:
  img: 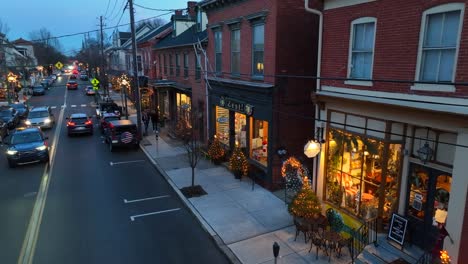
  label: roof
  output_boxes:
[30,106,49,112]
[154,24,207,50]
[12,38,33,45]
[138,23,172,44]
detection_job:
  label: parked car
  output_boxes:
[5,127,49,168]
[104,120,140,152]
[80,74,89,81]
[40,79,50,89]
[9,103,29,119]
[0,106,20,129]
[32,86,46,96]
[25,106,55,129]
[66,113,93,136]
[67,81,78,90]
[70,74,77,80]
[99,112,120,133]
[0,120,8,142]
[84,86,95,96]
[96,102,121,118]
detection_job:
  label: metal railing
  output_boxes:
[348,217,378,263]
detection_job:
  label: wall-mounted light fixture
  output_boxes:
[417,127,433,164]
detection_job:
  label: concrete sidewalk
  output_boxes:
[106,89,354,264]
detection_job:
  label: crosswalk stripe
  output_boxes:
[51,106,57,109]
[71,105,77,107]
[81,104,87,107]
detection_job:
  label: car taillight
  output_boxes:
[85,120,92,125]
[67,121,75,126]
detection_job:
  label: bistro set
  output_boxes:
[293,209,350,262]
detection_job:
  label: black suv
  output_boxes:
[104,120,140,152]
[0,106,20,129]
[5,127,49,168]
[66,113,94,136]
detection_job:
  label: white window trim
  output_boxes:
[413,3,465,92]
[347,17,377,85]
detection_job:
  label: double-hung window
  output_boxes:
[231,29,241,76]
[252,23,264,78]
[169,54,174,76]
[164,54,167,75]
[184,53,189,78]
[175,54,180,77]
[214,30,222,74]
[348,17,376,82]
[195,53,201,80]
[419,6,463,83]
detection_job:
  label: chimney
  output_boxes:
[187,1,197,18]
[175,9,183,16]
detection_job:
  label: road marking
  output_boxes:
[81,104,87,107]
[130,208,181,221]
[61,104,66,108]
[17,87,66,264]
[71,105,77,107]
[50,106,57,109]
[110,160,145,166]
[124,195,170,204]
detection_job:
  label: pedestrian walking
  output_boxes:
[142,110,150,135]
[150,110,159,132]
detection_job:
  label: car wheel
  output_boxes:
[109,143,114,152]
[8,160,17,168]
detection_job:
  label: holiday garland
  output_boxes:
[281,157,310,192]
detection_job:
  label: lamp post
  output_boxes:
[7,72,17,104]
[119,74,129,119]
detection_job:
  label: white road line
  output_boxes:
[130,208,181,221]
[81,104,87,107]
[50,106,57,109]
[124,195,170,204]
[71,105,77,107]
[110,160,145,166]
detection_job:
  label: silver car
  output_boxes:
[25,106,55,129]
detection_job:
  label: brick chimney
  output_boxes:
[175,9,183,16]
[187,1,197,18]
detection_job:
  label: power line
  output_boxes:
[103,0,111,17]
[133,2,185,12]
[109,0,126,22]
[107,0,122,21]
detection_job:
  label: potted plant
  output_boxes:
[229,146,248,179]
[288,177,322,220]
[208,136,225,164]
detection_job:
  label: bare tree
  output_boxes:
[135,18,166,29]
[0,19,10,35]
[29,27,60,49]
[184,108,203,187]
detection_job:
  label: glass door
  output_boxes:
[406,163,452,250]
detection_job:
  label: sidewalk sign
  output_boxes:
[387,213,408,249]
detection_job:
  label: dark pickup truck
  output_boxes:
[95,102,122,118]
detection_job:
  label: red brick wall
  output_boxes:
[321,0,468,97]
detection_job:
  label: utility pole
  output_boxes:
[128,0,142,134]
[99,15,108,97]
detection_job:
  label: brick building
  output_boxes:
[308,0,468,262]
[200,0,319,188]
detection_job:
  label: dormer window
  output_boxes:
[172,21,176,37]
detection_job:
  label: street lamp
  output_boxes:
[7,72,17,104]
[119,74,130,119]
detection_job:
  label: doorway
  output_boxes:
[406,163,451,250]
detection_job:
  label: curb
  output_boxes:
[139,144,242,264]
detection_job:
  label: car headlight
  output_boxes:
[44,118,51,124]
[6,149,18,155]
[36,145,47,151]
[25,120,31,125]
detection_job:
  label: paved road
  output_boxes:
[0,74,228,264]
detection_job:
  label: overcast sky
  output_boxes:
[2,0,190,56]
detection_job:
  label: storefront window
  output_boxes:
[383,144,402,221]
[234,113,247,148]
[250,118,268,167]
[176,93,191,123]
[215,106,229,145]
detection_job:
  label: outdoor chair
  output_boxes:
[293,218,309,243]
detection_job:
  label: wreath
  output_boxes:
[281,157,310,192]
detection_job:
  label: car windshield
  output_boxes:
[71,117,87,124]
[11,132,42,144]
[29,111,49,118]
[33,87,44,90]
[10,104,25,109]
[0,110,12,117]
[105,117,120,122]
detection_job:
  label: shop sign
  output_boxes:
[387,213,408,247]
[412,193,423,211]
[217,116,228,123]
[219,97,253,116]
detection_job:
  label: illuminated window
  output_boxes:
[250,118,268,167]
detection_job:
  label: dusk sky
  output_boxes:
[2,0,190,56]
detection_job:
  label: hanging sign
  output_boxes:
[387,213,408,246]
[219,96,253,116]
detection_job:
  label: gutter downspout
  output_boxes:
[305,0,323,193]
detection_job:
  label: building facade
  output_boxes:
[201,0,319,188]
[310,0,468,262]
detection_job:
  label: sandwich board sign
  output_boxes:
[387,213,408,249]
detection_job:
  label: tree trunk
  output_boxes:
[191,167,195,187]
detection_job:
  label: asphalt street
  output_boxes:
[0,74,229,264]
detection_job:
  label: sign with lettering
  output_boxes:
[388,213,408,246]
[219,97,253,116]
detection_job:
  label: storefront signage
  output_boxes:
[219,97,253,116]
[217,117,228,123]
[387,213,408,246]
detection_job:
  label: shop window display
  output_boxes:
[176,93,191,122]
[326,129,400,220]
[250,118,268,167]
[234,113,247,148]
[215,106,229,145]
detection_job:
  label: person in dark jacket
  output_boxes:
[150,110,159,132]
